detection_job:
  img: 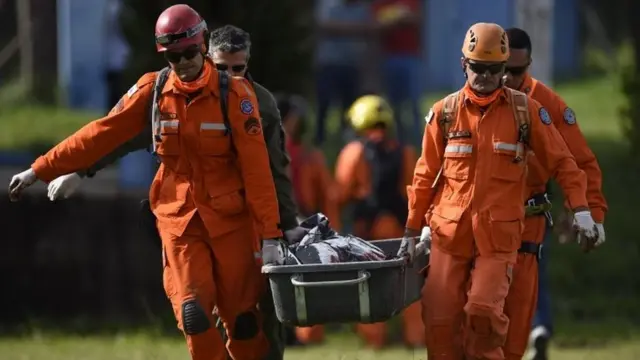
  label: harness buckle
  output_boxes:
[537,243,544,261]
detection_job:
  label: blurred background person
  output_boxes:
[103,0,130,109]
[334,94,423,349]
[313,0,374,146]
[371,0,423,145]
[276,93,341,346]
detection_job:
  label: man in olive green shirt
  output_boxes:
[47,25,302,360]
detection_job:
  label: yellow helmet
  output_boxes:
[461,22,509,62]
[347,95,394,132]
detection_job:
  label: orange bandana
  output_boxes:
[172,58,213,93]
[462,82,503,107]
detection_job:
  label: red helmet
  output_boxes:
[154,4,207,52]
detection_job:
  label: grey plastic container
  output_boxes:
[262,238,429,326]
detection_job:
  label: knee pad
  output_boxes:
[465,302,506,347]
[181,299,211,335]
[232,311,259,340]
[468,314,492,336]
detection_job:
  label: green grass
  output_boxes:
[1,333,639,359]
[0,79,99,150]
[0,106,97,151]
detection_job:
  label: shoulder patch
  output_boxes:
[539,107,552,125]
[240,98,254,115]
[425,108,434,124]
[127,84,139,98]
[244,117,262,135]
[563,107,576,125]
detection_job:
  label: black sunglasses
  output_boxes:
[505,64,529,76]
[164,46,200,63]
[215,63,247,73]
[467,61,505,75]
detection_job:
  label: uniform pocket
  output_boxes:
[199,122,232,155]
[210,189,246,216]
[442,143,473,180]
[489,208,523,253]
[491,142,525,182]
[430,206,464,253]
[156,120,180,155]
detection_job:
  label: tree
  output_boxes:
[120,0,314,95]
[620,0,640,156]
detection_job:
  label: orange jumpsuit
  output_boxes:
[502,75,607,359]
[287,139,341,344]
[31,61,281,360]
[335,130,425,349]
[409,84,588,360]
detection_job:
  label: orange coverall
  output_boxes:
[287,139,341,344]
[31,63,281,360]
[335,129,425,349]
[409,85,589,359]
[502,74,607,359]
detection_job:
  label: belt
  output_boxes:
[519,241,543,261]
[525,192,553,226]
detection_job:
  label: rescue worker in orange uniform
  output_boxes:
[334,94,425,349]
[396,23,601,359]
[501,28,607,360]
[8,5,282,360]
[276,94,341,345]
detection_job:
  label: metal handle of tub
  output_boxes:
[290,271,371,288]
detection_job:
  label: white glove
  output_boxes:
[262,239,286,266]
[595,223,605,247]
[573,211,598,246]
[47,173,83,201]
[420,226,432,243]
[8,168,37,202]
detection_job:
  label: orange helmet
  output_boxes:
[461,22,509,62]
[155,5,207,52]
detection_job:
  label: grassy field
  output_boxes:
[0,75,636,358]
[0,333,639,360]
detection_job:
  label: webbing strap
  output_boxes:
[218,70,231,136]
[151,67,171,157]
[440,91,460,144]
[431,91,460,189]
[507,88,531,163]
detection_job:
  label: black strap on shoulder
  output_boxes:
[218,70,231,136]
[150,67,172,157]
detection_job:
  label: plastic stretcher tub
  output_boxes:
[262,238,429,326]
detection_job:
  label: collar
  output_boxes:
[461,86,510,107]
[518,73,535,94]
[162,62,220,97]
